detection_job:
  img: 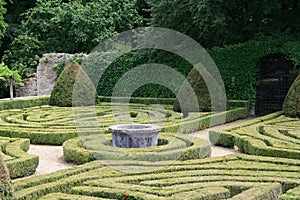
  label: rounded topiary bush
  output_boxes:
[283,73,300,117]
[49,62,96,107]
[174,68,212,113]
[0,156,14,199]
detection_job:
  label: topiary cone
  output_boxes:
[283,73,300,117]
[0,155,15,199]
[173,67,226,114]
[49,61,96,107]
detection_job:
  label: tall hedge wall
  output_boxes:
[93,34,299,106]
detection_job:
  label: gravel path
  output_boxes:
[23,117,253,177]
[189,118,254,156]
[27,145,76,176]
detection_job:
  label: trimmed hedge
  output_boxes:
[12,154,300,199]
[0,136,38,178]
[0,101,249,145]
[63,133,211,164]
[283,73,300,117]
[209,112,300,160]
[49,62,96,107]
[0,153,14,199]
[0,96,49,111]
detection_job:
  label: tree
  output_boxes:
[0,0,7,40]
[149,0,300,48]
[0,62,21,100]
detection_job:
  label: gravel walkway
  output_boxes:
[189,118,254,156]
[27,145,76,176]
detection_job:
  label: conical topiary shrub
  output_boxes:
[173,68,226,114]
[49,61,96,107]
[283,73,300,117]
[0,155,14,199]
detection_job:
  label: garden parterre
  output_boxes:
[209,112,300,160]
[12,154,300,200]
[0,136,38,178]
[0,102,248,145]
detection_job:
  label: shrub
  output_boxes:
[283,73,300,117]
[0,155,14,199]
[129,111,138,118]
[173,68,211,113]
[49,62,96,107]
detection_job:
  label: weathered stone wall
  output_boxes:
[37,53,74,96]
[15,74,37,97]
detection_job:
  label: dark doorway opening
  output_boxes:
[256,53,297,116]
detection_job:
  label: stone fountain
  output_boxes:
[109,124,161,148]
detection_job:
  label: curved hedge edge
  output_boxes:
[0,96,49,111]
[280,185,300,200]
[5,139,39,178]
[12,160,102,191]
[14,167,118,200]
[209,112,300,160]
[39,193,108,200]
[229,183,282,200]
[63,134,211,164]
[63,138,93,164]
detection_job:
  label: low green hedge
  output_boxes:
[280,185,300,200]
[12,154,300,200]
[209,112,300,160]
[0,136,38,178]
[0,100,249,145]
[39,193,109,200]
[0,96,49,111]
[63,133,211,164]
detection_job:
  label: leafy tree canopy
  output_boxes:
[3,0,142,77]
[149,0,300,47]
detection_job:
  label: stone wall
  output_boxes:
[37,53,74,96]
[15,53,88,97]
[15,74,37,97]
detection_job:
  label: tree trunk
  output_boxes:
[8,78,13,100]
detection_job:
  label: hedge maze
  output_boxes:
[63,132,211,165]
[209,112,300,160]
[0,136,38,178]
[0,102,248,145]
[12,154,300,200]
[0,97,299,199]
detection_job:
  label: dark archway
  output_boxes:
[256,53,297,116]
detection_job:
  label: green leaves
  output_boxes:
[0,0,7,39]
[149,0,300,48]
[0,62,21,83]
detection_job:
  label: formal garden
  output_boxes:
[0,0,300,200]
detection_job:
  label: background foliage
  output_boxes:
[149,0,300,48]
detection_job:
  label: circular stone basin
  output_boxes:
[109,124,161,148]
